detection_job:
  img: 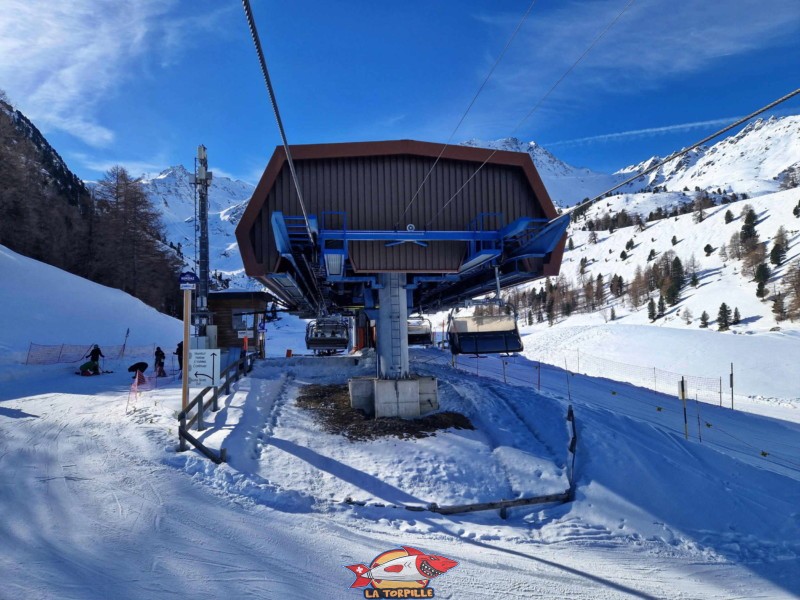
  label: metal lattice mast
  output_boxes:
[194,145,212,333]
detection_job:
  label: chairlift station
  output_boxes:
[236,140,568,417]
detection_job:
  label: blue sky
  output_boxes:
[1,0,799,183]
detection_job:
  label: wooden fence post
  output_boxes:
[179,412,187,452]
[196,393,205,431]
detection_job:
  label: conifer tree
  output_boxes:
[657,294,666,317]
[770,243,784,266]
[724,209,734,224]
[772,294,786,321]
[754,262,771,285]
[647,298,656,321]
[700,311,709,328]
[732,307,741,325]
[717,303,732,331]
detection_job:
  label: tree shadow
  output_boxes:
[738,315,762,325]
[268,437,424,505]
[0,406,39,419]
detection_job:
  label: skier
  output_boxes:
[174,341,183,373]
[127,361,148,384]
[82,345,104,374]
[154,347,167,377]
[78,360,99,376]
[86,344,104,364]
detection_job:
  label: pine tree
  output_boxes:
[717,303,731,331]
[770,243,784,266]
[595,273,605,306]
[754,262,771,285]
[648,249,656,261]
[770,227,788,266]
[724,209,734,224]
[732,307,741,325]
[704,244,714,256]
[647,298,657,321]
[610,307,616,321]
[657,294,666,317]
[700,311,709,328]
[690,272,699,287]
[773,294,786,321]
[740,208,759,249]
[567,237,574,251]
[756,281,767,299]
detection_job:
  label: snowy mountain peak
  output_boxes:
[462,137,618,207]
[151,165,192,181]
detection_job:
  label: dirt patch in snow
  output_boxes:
[296,383,474,441]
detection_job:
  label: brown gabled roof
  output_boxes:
[235,139,558,274]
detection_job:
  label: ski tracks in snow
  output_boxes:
[438,372,569,499]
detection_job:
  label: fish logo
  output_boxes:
[345,546,458,598]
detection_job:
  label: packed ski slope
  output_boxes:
[1,246,799,598]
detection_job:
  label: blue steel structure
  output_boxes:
[235,140,569,320]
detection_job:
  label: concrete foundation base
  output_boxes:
[349,376,439,419]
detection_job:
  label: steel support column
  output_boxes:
[377,273,409,379]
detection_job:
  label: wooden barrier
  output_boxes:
[177,351,258,461]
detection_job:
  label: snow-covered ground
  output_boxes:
[558,188,800,336]
[1,247,799,598]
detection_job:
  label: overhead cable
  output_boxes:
[242,0,325,312]
[242,0,314,246]
[396,0,538,230]
[426,0,636,228]
[565,86,800,215]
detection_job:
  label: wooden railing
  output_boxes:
[404,405,579,516]
[177,351,258,463]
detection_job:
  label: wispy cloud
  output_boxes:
[71,152,169,180]
[0,1,233,148]
[0,1,177,146]
[545,116,742,148]
[472,0,800,130]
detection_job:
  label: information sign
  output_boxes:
[187,349,221,387]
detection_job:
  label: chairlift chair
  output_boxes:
[407,317,434,346]
[447,302,523,355]
[305,316,351,354]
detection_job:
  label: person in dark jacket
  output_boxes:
[85,344,104,364]
[154,347,166,377]
[174,341,184,372]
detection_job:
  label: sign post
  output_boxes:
[179,271,199,411]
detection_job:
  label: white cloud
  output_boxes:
[0,1,178,147]
[70,152,168,180]
[474,0,800,126]
[545,116,743,147]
